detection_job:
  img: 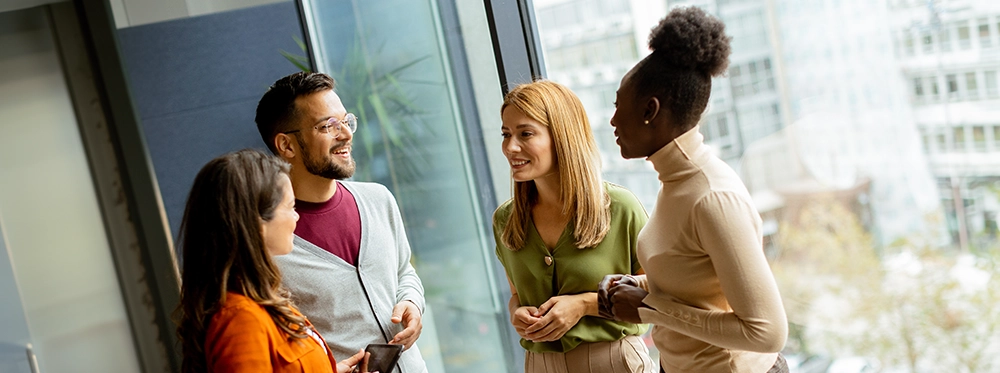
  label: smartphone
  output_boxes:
[364,343,403,373]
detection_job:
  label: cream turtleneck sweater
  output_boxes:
[634,126,787,373]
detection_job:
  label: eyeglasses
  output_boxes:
[283,113,358,135]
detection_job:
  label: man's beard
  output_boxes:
[296,135,356,180]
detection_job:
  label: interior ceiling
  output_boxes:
[0,0,63,14]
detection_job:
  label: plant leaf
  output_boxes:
[279,50,310,72]
[383,55,431,77]
[293,36,307,52]
[368,93,403,148]
[358,123,375,160]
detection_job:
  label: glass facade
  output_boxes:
[301,1,513,371]
[534,0,1000,372]
[4,0,1000,372]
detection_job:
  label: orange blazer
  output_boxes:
[205,292,337,373]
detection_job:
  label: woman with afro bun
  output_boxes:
[597,7,789,373]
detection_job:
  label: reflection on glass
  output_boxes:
[534,0,1000,371]
[300,1,510,371]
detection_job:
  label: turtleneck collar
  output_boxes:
[646,125,705,183]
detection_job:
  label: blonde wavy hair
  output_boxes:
[499,80,610,251]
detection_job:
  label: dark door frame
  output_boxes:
[58,1,182,371]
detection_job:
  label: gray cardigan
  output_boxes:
[275,181,427,373]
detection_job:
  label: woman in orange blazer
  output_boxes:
[176,149,373,373]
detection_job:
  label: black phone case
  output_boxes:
[364,343,403,373]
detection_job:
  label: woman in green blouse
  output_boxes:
[493,79,654,373]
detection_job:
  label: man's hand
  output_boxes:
[609,282,648,324]
[390,301,422,350]
[598,274,640,319]
[336,349,369,373]
[523,294,589,342]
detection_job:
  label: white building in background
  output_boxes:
[672,0,796,244]
[668,0,942,245]
[534,0,667,210]
[696,0,789,168]
[535,0,789,213]
[761,0,943,245]
[535,0,945,245]
[889,0,1000,249]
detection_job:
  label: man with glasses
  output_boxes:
[255,72,428,373]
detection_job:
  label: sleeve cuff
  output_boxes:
[398,292,425,314]
[634,274,649,292]
[640,293,705,329]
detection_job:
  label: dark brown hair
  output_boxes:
[176,149,304,373]
[632,6,731,130]
[255,72,335,154]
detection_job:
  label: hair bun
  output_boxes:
[648,6,731,77]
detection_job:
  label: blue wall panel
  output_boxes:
[117,1,305,239]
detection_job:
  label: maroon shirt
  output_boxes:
[293,181,362,266]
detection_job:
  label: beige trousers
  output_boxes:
[524,335,655,373]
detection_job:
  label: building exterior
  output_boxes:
[531,1,995,370]
[678,0,797,244]
[534,0,668,210]
[764,0,943,245]
[534,0,790,212]
[692,0,940,246]
[890,0,1000,249]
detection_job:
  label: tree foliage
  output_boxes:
[771,198,1000,372]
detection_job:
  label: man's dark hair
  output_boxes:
[255,72,335,154]
[633,6,731,131]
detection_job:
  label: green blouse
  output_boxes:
[493,182,649,353]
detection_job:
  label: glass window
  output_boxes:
[565,46,583,69]
[966,72,979,99]
[301,1,512,371]
[531,2,999,373]
[958,23,972,49]
[936,132,948,151]
[702,118,717,141]
[978,18,991,48]
[929,76,940,98]
[729,58,776,98]
[947,74,959,98]
[940,28,952,52]
[617,36,638,63]
[954,126,966,151]
[986,70,999,97]
[972,126,986,151]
